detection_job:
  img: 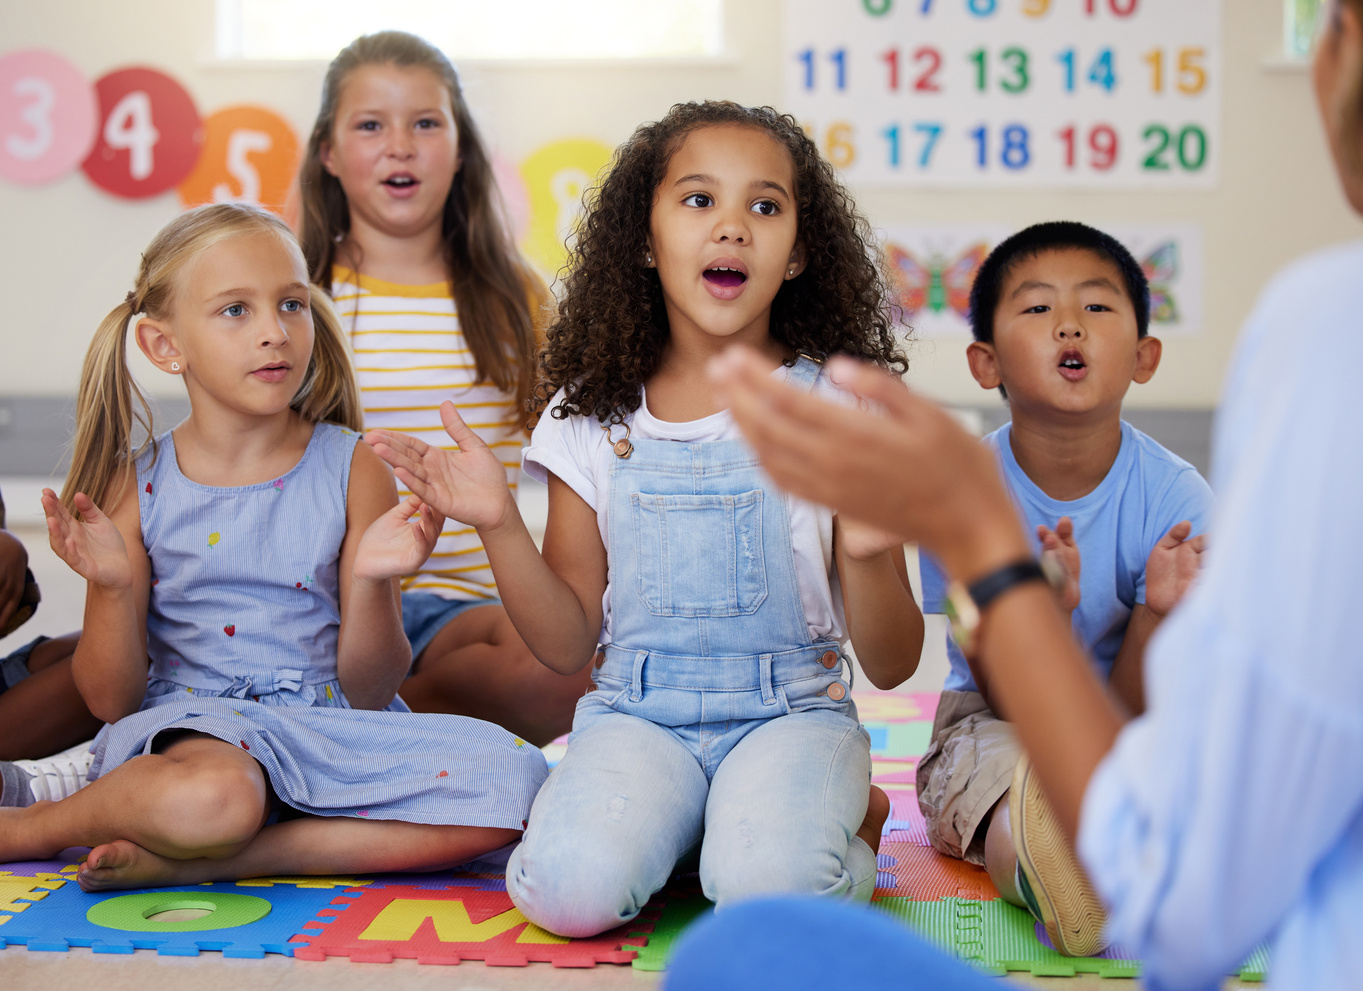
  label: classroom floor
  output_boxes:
[0,502,1253,990]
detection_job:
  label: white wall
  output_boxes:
[2,0,1359,409]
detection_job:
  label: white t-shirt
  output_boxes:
[523,366,846,644]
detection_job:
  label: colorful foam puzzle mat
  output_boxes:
[0,689,1270,980]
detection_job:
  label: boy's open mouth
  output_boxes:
[702,266,747,288]
[1058,349,1087,381]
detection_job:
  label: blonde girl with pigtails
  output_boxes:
[0,202,545,890]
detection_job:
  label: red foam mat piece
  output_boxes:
[289,884,653,967]
[874,841,1001,902]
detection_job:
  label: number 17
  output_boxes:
[914,122,942,166]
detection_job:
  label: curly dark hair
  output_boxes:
[532,100,907,425]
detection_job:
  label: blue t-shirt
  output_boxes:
[921,420,1213,692]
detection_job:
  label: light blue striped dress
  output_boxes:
[90,422,546,828]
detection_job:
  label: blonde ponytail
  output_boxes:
[62,299,155,517]
[293,285,362,431]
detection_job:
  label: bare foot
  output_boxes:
[856,785,891,855]
[79,838,215,891]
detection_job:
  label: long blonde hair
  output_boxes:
[299,31,542,418]
[64,203,362,516]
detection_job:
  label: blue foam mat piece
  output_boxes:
[0,878,354,958]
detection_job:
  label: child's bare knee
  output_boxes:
[155,754,266,851]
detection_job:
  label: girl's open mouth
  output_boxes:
[383,174,420,196]
[703,266,747,288]
[702,264,749,300]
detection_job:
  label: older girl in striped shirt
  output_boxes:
[299,31,594,744]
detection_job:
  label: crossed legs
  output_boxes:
[0,731,518,891]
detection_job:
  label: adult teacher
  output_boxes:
[665,3,1363,989]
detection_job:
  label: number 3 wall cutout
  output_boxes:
[0,50,98,185]
[1,49,300,212]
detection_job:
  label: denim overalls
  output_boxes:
[508,357,876,938]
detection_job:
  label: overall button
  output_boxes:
[827,682,847,701]
[821,650,839,669]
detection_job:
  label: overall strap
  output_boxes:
[786,352,825,393]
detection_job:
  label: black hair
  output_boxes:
[968,221,1150,344]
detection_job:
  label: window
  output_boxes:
[216,0,725,61]
[1285,0,1325,60]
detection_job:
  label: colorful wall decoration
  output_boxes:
[783,0,1222,188]
[0,47,616,281]
[0,50,98,185]
[178,105,301,214]
[0,50,300,211]
[882,222,1203,335]
[518,138,615,281]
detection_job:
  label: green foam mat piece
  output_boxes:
[1238,944,1270,983]
[877,722,933,759]
[873,897,1142,979]
[630,891,713,972]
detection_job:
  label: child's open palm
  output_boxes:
[353,495,446,582]
[1144,520,1205,618]
[41,488,132,589]
[1037,517,1081,614]
[365,403,515,532]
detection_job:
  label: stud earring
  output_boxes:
[645,252,654,266]
[171,362,180,372]
[787,268,795,277]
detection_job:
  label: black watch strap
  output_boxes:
[967,559,1047,612]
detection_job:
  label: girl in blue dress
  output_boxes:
[0,203,546,890]
[370,101,926,936]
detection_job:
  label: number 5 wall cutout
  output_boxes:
[177,106,300,214]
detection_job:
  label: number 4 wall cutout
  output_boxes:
[784,0,1221,188]
[82,67,202,199]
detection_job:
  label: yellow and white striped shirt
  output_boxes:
[332,267,526,602]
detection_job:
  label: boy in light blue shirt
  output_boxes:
[917,222,1212,956]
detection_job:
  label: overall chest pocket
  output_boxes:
[630,489,768,617]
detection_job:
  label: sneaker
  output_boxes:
[0,761,36,807]
[13,740,96,803]
[1009,752,1109,957]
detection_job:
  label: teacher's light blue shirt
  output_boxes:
[1078,241,1363,991]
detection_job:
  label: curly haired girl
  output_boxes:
[368,101,924,936]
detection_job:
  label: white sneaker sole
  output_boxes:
[1010,752,1109,957]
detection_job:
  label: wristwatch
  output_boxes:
[943,558,1060,656]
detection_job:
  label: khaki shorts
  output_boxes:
[915,690,1020,865]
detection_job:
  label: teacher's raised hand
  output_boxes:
[707,347,1030,586]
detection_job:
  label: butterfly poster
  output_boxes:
[880,223,1202,338]
[1103,223,1204,337]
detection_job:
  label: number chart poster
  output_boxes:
[883,222,1204,335]
[784,0,1221,188]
